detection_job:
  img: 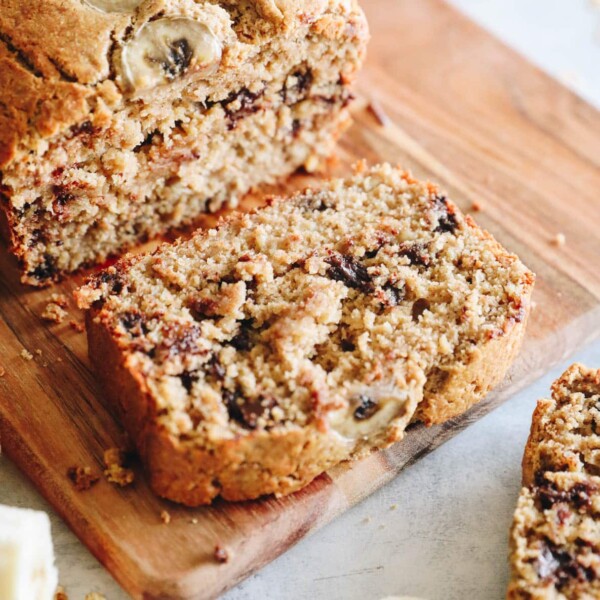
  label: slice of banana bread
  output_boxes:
[0,0,368,285]
[76,164,534,505]
[508,365,600,599]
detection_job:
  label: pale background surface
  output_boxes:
[1,1,599,598]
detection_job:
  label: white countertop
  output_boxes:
[1,1,600,598]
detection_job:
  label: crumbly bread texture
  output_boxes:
[0,0,368,285]
[508,365,600,599]
[76,164,534,505]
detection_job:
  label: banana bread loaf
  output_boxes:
[76,163,535,505]
[508,364,600,599]
[0,0,368,285]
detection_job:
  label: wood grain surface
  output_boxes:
[1,1,600,598]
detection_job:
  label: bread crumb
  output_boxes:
[103,448,135,487]
[67,466,100,491]
[160,510,171,525]
[42,302,68,324]
[20,349,33,361]
[35,348,43,356]
[552,233,566,247]
[214,545,229,563]
[84,594,106,600]
[54,586,69,600]
[362,516,372,524]
[390,503,398,511]
[367,98,391,127]
[0,366,5,377]
[471,201,482,212]
[531,300,538,311]
[190,518,198,524]
[378,524,385,530]
[69,320,85,333]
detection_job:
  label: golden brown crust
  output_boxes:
[416,308,530,425]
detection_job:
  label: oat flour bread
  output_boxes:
[508,364,600,599]
[76,164,535,505]
[0,0,368,285]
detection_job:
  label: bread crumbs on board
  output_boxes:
[20,349,33,361]
[103,448,135,487]
[67,466,100,491]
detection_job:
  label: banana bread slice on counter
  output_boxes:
[76,164,534,505]
[0,0,368,285]
[508,365,600,599]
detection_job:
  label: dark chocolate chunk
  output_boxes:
[229,319,255,352]
[535,474,596,512]
[223,390,276,430]
[398,242,431,267]
[537,542,596,589]
[223,88,264,130]
[155,323,203,359]
[70,120,95,137]
[433,195,459,234]
[353,395,379,421]
[281,67,314,104]
[163,38,193,79]
[98,270,125,295]
[412,298,431,321]
[120,311,148,336]
[29,256,57,283]
[179,370,199,393]
[325,254,373,293]
[341,339,356,352]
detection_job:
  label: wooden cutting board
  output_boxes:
[2,0,600,598]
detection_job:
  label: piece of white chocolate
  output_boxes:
[0,505,58,600]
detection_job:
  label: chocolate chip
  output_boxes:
[433,195,459,234]
[179,370,199,393]
[281,67,313,104]
[223,88,264,130]
[325,254,373,293]
[155,323,202,359]
[163,38,193,79]
[537,542,596,589]
[98,270,125,295]
[120,311,148,335]
[412,298,430,321]
[341,339,356,352]
[229,319,255,352]
[301,192,337,212]
[398,242,431,267]
[223,390,276,430]
[535,475,596,512]
[29,256,58,282]
[353,395,379,420]
[70,120,95,137]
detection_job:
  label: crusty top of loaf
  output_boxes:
[0,0,365,168]
[77,164,534,446]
